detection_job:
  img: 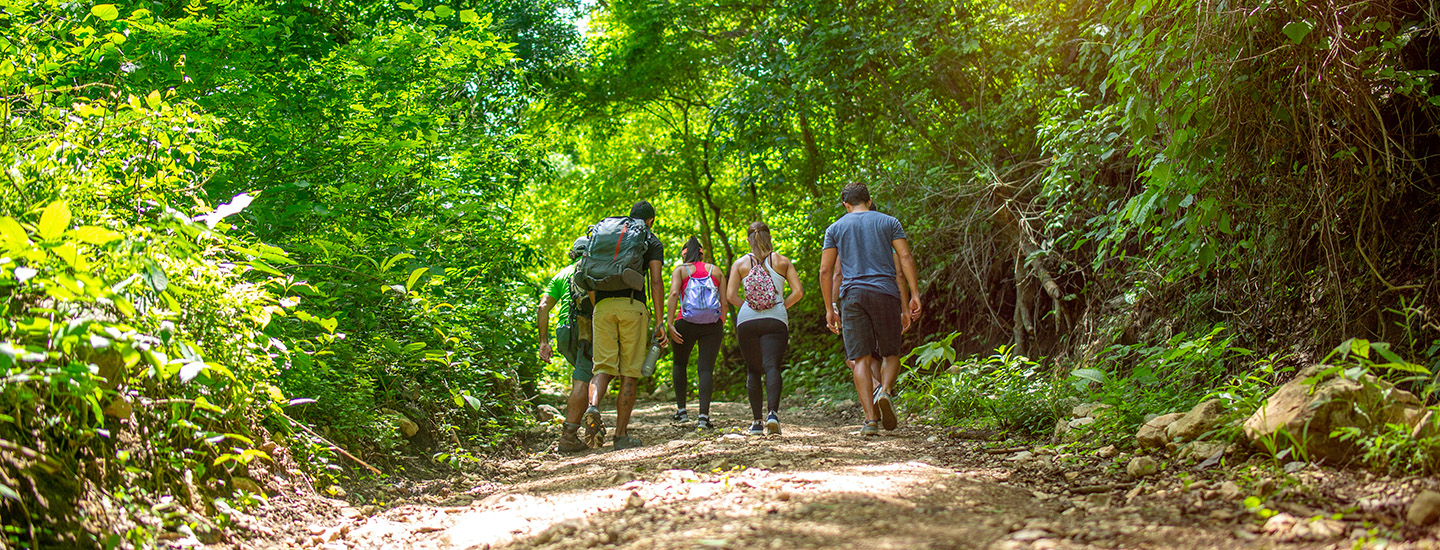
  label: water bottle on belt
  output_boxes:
[640,337,663,378]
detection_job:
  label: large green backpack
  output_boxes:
[578,216,650,292]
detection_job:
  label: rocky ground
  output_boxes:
[219,396,1440,550]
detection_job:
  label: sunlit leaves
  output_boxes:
[36,202,71,241]
[90,4,120,21]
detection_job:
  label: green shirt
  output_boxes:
[545,263,580,323]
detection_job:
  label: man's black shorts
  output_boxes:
[840,290,902,361]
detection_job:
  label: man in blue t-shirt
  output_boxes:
[819,183,922,436]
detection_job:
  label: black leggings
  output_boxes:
[737,318,788,420]
[672,319,723,416]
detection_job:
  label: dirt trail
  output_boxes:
[285,399,1291,550]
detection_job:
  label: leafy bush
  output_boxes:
[1064,325,1252,441]
[904,340,1064,436]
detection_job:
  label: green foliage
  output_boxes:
[906,345,1063,435]
[1062,325,1252,441]
[1318,338,1440,474]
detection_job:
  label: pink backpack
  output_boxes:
[742,254,779,311]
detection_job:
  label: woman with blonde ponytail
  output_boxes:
[726,222,804,436]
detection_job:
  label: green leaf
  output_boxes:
[406,267,428,292]
[69,226,121,245]
[1071,368,1106,385]
[90,4,120,21]
[37,201,71,241]
[0,482,18,502]
[317,317,337,334]
[459,9,480,23]
[0,217,29,249]
[434,5,455,18]
[1282,20,1313,44]
[1350,338,1370,359]
[462,394,483,410]
[1198,242,1216,268]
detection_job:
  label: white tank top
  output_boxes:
[737,255,788,326]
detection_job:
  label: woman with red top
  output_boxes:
[664,236,729,429]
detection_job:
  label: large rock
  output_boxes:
[1167,399,1226,442]
[1243,365,1424,463]
[535,404,560,422]
[1136,413,1184,448]
[1408,491,1440,526]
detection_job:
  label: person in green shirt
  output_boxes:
[537,237,605,452]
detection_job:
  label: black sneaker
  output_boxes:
[874,389,897,431]
[613,434,643,450]
[747,421,764,436]
[672,409,688,423]
[765,412,781,435]
[558,426,587,453]
[582,406,606,448]
[696,415,714,430]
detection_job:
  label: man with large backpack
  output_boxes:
[819,183,922,436]
[537,237,604,452]
[577,201,667,450]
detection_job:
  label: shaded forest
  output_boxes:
[0,0,1436,546]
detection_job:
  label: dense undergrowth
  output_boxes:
[1,0,1437,546]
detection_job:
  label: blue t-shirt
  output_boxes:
[822,210,906,299]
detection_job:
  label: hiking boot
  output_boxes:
[696,415,714,430]
[860,420,881,436]
[558,425,587,453]
[672,409,689,423]
[582,406,606,448]
[874,389,897,431]
[747,420,764,436]
[765,412,781,435]
[613,434,643,450]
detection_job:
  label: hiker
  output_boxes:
[537,237,605,452]
[579,201,667,450]
[834,251,913,391]
[819,183,922,436]
[727,221,804,436]
[665,236,728,430]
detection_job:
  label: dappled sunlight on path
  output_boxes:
[327,399,1257,550]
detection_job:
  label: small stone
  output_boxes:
[399,418,419,438]
[1307,518,1345,540]
[1006,451,1034,462]
[1217,481,1242,501]
[1064,472,1080,481]
[776,490,792,501]
[1407,490,1440,526]
[1283,461,1306,474]
[307,525,327,536]
[608,471,635,484]
[708,459,731,471]
[1071,402,1110,418]
[1087,493,1113,508]
[755,459,780,469]
[1097,445,1119,458]
[1126,456,1158,478]
[835,399,857,411]
[626,491,645,510]
[1136,413,1184,448]
[232,478,263,495]
[536,404,560,422]
[103,396,133,418]
[1009,529,1051,542]
[340,508,361,519]
[1263,513,1297,534]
